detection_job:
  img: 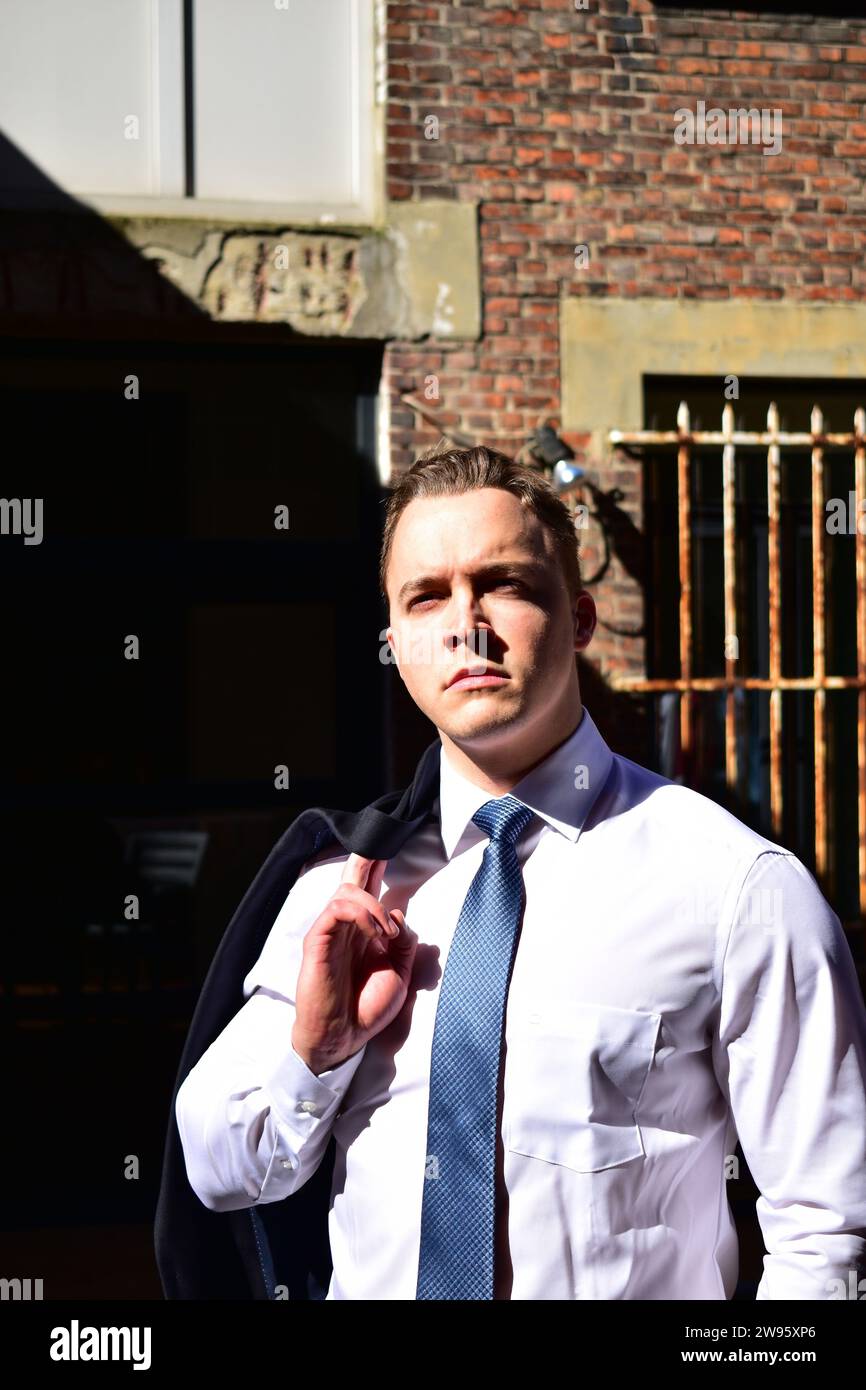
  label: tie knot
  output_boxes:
[471,794,534,846]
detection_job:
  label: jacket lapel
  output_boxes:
[155,735,442,1299]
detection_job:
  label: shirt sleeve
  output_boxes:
[176,987,366,1212]
[176,847,367,1213]
[712,849,866,1299]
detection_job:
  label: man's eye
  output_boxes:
[409,580,522,608]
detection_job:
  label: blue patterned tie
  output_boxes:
[416,793,535,1300]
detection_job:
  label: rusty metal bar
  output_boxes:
[609,675,864,692]
[398,394,476,448]
[610,427,863,448]
[767,403,783,840]
[811,405,828,881]
[722,404,738,794]
[856,407,866,920]
[677,401,693,773]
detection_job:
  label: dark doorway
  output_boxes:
[0,331,386,1295]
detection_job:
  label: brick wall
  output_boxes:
[380,0,866,733]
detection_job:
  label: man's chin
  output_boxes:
[435,700,526,743]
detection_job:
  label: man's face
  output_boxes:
[384,487,596,750]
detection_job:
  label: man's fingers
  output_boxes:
[386,908,413,941]
[327,897,390,942]
[335,856,403,937]
[340,854,387,900]
[383,911,417,964]
[340,852,377,888]
[366,858,387,900]
[330,882,398,937]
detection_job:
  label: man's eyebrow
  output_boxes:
[396,560,546,606]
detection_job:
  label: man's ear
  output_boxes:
[573,590,597,652]
[385,625,400,670]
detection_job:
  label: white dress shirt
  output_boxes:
[175,705,866,1299]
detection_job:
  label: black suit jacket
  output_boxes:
[154,735,442,1299]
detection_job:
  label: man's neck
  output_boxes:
[438,701,584,796]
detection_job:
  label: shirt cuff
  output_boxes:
[265,1041,367,1128]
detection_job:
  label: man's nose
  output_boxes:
[443,596,491,657]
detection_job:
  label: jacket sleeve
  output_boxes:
[712,850,866,1299]
[176,986,366,1212]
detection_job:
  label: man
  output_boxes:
[164,444,866,1300]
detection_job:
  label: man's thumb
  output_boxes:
[388,908,414,938]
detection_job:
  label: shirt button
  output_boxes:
[297,1100,319,1114]
[280,1159,292,1169]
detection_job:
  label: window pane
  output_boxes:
[0,0,180,197]
[193,0,371,207]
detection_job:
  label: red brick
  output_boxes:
[545,183,580,202]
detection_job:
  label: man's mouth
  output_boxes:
[445,667,510,691]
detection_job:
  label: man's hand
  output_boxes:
[291,854,418,1075]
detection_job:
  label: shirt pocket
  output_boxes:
[504,999,661,1173]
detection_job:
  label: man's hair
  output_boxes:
[379,443,582,606]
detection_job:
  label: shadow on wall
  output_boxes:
[0,130,209,322]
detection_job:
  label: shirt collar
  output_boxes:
[436,704,614,860]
